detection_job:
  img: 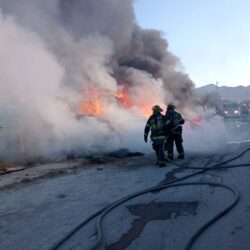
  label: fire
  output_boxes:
[141,105,154,117]
[115,86,132,109]
[77,85,101,116]
[116,86,154,117]
[192,117,202,126]
[77,84,157,118]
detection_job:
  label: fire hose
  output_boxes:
[50,148,250,250]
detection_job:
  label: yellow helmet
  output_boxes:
[152,105,163,112]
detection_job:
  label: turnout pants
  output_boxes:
[166,133,184,158]
[152,140,165,165]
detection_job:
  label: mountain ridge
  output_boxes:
[196,84,250,101]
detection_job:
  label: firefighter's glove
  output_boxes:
[144,136,148,143]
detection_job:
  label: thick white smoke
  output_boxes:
[0,4,150,160]
[0,11,124,160]
[0,0,229,160]
[184,116,227,153]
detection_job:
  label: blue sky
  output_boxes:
[134,0,250,87]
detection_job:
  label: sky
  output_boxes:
[134,0,250,87]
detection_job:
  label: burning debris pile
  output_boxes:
[0,0,200,160]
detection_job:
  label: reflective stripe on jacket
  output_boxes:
[144,114,165,142]
[165,111,185,134]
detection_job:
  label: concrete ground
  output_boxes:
[0,142,250,250]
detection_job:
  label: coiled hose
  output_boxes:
[51,148,250,250]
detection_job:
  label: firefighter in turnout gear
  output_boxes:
[165,103,185,160]
[144,105,166,167]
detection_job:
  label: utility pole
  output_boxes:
[216,81,219,95]
[215,81,222,113]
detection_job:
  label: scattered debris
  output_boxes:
[56,194,66,199]
[108,148,145,158]
[0,160,24,175]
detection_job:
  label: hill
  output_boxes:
[196,84,250,101]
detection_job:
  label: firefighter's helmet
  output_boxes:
[167,103,176,110]
[152,105,163,112]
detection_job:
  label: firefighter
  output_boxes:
[144,105,166,167]
[165,103,185,160]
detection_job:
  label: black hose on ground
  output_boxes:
[170,148,250,170]
[51,168,207,250]
[93,182,239,250]
[184,183,239,250]
[93,148,250,250]
[51,148,250,250]
[172,162,250,171]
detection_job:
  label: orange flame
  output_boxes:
[141,105,154,117]
[115,86,132,109]
[77,85,101,116]
[77,84,157,118]
[191,117,202,126]
[116,86,154,117]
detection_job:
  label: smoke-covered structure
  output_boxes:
[0,0,199,160]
